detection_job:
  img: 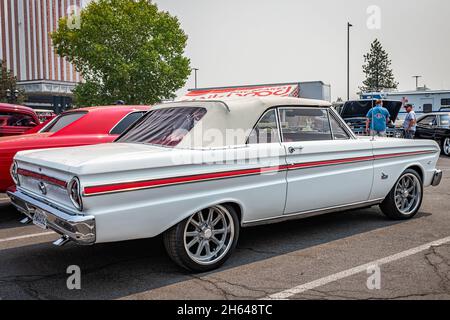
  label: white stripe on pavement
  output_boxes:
[0,232,55,243]
[266,236,450,300]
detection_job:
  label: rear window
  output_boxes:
[110,112,146,135]
[42,112,87,133]
[117,107,207,147]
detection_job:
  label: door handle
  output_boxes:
[288,146,304,154]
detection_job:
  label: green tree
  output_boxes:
[0,60,26,104]
[52,0,191,107]
[360,39,398,92]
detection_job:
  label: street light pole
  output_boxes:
[347,22,353,101]
[193,68,199,89]
[412,75,422,90]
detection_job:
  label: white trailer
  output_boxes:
[362,90,450,114]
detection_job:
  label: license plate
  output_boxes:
[33,209,48,230]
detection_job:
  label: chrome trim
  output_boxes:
[242,198,385,227]
[67,176,83,211]
[431,169,443,187]
[328,107,357,140]
[7,189,96,245]
[10,161,19,185]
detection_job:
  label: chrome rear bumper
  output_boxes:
[431,169,443,187]
[7,189,96,245]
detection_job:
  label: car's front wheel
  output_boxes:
[380,169,423,220]
[163,204,239,272]
[441,137,450,156]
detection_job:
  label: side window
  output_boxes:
[42,112,87,133]
[247,109,280,144]
[110,112,146,135]
[0,113,36,127]
[418,115,437,126]
[279,108,332,142]
[329,113,351,140]
[439,115,450,127]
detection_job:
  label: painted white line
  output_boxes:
[0,231,55,243]
[266,236,450,300]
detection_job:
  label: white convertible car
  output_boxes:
[8,97,443,272]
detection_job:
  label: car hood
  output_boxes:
[341,100,402,121]
[15,143,174,175]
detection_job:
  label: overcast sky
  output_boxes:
[148,0,450,101]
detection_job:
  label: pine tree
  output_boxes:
[0,60,25,104]
[360,39,398,92]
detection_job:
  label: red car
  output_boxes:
[0,103,40,137]
[0,105,150,192]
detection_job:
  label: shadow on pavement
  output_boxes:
[0,206,431,300]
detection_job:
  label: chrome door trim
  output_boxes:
[242,198,384,227]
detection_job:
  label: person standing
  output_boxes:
[365,100,391,137]
[403,104,417,139]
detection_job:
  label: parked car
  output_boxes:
[340,99,403,137]
[0,105,150,192]
[8,97,442,272]
[415,112,450,156]
[0,103,40,137]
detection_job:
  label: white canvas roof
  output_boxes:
[151,97,331,148]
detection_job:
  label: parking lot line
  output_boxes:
[265,236,450,300]
[0,231,55,243]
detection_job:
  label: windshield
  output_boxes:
[116,107,207,147]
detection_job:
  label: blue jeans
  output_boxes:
[404,130,415,139]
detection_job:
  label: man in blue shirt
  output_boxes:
[365,100,391,137]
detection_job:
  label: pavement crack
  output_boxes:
[190,274,277,300]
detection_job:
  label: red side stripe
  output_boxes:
[288,155,374,170]
[83,165,288,195]
[82,150,436,196]
[17,168,67,188]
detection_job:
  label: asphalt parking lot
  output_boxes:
[0,157,449,300]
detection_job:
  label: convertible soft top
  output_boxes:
[151,97,331,148]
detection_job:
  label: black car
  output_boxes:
[339,99,403,137]
[415,112,450,156]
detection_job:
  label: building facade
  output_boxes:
[0,0,82,111]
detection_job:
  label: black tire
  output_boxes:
[380,169,423,220]
[163,204,240,272]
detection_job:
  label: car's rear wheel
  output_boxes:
[163,204,239,272]
[441,137,450,156]
[380,169,423,220]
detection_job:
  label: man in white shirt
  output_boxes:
[403,104,417,139]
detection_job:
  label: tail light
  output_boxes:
[10,161,20,186]
[68,177,83,211]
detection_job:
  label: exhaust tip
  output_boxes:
[53,235,71,247]
[20,217,32,224]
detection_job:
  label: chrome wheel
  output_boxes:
[183,205,235,266]
[443,138,450,156]
[394,173,422,215]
